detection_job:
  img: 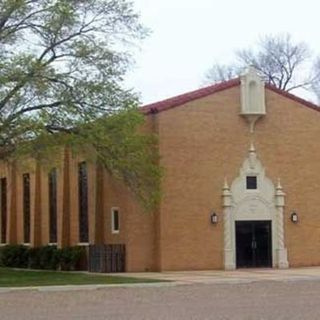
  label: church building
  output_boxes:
[1,68,320,272]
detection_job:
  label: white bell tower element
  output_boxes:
[240,67,266,133]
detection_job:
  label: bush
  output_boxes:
[0,247,3,267]
[27,246,61,270]
[0,245,29,268]
[0,245,85,271]
[39,245,61,270]
[28,247,42,269]
[60,246,85,271]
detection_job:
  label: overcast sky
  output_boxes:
[125,0,320,105]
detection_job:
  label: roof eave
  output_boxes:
[140,78,320,115]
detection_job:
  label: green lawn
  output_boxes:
[0,268,163,287]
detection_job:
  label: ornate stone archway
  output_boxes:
[222,144,289,270]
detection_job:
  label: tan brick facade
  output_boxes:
[1,75,320,272]
[0,151,154,272]
[154,84,320,270]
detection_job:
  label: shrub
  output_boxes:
[0,245,29,268]
[0,245,85,271]
[39,245,61,270]
[60,246,85,271]
[0,248,3,267]
[28,247,42,269]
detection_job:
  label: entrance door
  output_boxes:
[236,221,272,268]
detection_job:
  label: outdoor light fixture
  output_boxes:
[291,211,298,223]
[210,212,218,224]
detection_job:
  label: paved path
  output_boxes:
[112,266,320,285]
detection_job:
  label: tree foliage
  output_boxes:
[0,0,161,210]
[204,34,320,95]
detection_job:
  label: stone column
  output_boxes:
[275,179,289,269]
[222,179,235,270]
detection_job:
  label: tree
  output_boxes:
[204,34,318,93]
[0,0,161,210]
[203,64,241,84]
[312,58,320,103]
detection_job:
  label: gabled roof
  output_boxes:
[141,78,240,114]
[265,84,320,113]
[141,78,320,115]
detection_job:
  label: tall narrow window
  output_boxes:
[111,208,120,234]
[78,162,88,243]
[0,178,7,244]
[48,168,57,243]
[23,173,30,243]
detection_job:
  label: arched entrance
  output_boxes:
[222,144,289,270]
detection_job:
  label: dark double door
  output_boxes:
[236,221,272,268]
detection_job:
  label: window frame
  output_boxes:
[111,207,120,234]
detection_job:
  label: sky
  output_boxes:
[125,0,320,105]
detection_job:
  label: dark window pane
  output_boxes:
[113,210,119,232]
[246,176,257,189]
[78,162,88,242]
[23,173,30,243]
[48,168,57,243]
[0,178,7,243]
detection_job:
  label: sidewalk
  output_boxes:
[2,267,320,292]
[111,266,320,285]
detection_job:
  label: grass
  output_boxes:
[0,268,164,287]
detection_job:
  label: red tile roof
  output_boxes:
[141,78,320,115]
[141,78,240,114]
[265,84,320,112]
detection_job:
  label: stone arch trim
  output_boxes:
[222,145,289,270]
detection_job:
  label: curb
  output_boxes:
[0,281,181,293]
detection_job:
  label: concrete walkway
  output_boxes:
[2,267,320,293]
[112,267,320,285]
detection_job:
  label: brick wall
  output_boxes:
[156,86,320,270]
[0,150,155,272]
[1,84,320,272]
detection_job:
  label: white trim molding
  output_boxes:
[222,144,289,270]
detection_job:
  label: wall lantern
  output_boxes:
[210,212,218,224]
[291,211,298,223]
